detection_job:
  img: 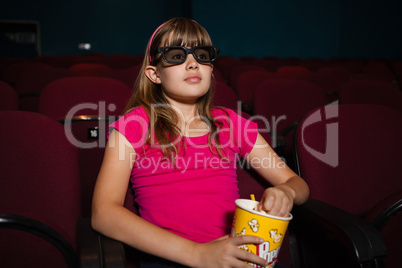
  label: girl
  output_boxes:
[91,18,309,268]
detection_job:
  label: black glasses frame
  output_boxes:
[156,46,220,64]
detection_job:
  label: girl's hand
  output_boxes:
[258,184,296,217]
[193,235,268,268]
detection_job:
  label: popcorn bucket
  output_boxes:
[231,199,292,267]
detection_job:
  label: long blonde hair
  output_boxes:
[124,18,225,158]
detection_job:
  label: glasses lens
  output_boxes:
[194,47,215,62]
[163,47,187,63]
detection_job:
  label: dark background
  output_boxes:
[1,0,402,60]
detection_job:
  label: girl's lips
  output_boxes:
[185,76,201,83]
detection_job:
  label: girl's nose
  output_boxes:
[186,54,199,69]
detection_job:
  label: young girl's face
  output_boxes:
[154,49,213,105]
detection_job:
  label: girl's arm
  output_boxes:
[91,130,269,268]
[245,133,310,217]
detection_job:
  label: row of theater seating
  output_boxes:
[252,78,402,167]
[2,74,401,166]
[1,55,401,112]
[2,103,401,267]
[291,103,402,268]
[1,56,401,148]
[0,110,125,267]
[0,55,140,266]
[0,53,144,71]
[0,75,237,214]
[1,54,401,88]
[2,53,400,83]
[0,54,400,89]
[1,55,402,167]
[1,54,401,104]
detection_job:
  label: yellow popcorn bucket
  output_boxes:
[231,199,292,268]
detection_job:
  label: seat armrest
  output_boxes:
[289,200,387,268]
[371,192,402,231]
[77,218,125,268]
[99,231,126,267]
[0,213,77,268]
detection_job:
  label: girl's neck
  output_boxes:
[164,98,210,138]
[164,95,199,121]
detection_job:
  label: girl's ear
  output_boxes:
[145,66,161,84]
